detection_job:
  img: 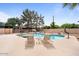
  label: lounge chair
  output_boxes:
[25,36,35,49]
[42,36,55,49]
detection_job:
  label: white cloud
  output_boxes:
[0,12,11,23]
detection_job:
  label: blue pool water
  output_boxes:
[33,32,44,39]
[33,32,64,41]
[49,34,64,41]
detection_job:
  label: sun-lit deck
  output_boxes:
[0,34,79,56]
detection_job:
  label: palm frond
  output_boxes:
[70,3,77,9]
[63,3,78,9]
[63,3,68,8]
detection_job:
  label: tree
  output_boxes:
[0,22,5,28]
[35,14,44,31]
[5,17,22,28]
[21,9,44,31]
[50,24,59,29]
[50,16,59,29]
[61,23,79,28]
[44,26,50,29]
[52,16,55,28]
[50,16,55,28]
[61,23,72,28]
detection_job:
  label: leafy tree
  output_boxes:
[71,23,79,28]
[5,18,22,28]
[61,23,79,28]
[54,25,60,28]
[44,26,50,29]
[0,22,5,28]
[50,23,60,29]
[61,23,72,28]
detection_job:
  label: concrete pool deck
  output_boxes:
[0,34,79,56]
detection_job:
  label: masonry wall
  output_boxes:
[0,28,79,34]
[0,28,13,34]
[43,29,79,34]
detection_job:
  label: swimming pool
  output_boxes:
[18,32,64,41]
[33,32,64,41]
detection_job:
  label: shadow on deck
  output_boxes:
[42,36,55,49]
[25,36,35,49]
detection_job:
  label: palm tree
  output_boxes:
[52,16,55,28]
[21,9,44,32]
[50,16,56,29]
[36,14,44,31]
[21,9,33,31]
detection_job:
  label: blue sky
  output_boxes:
[0,3,79,26]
